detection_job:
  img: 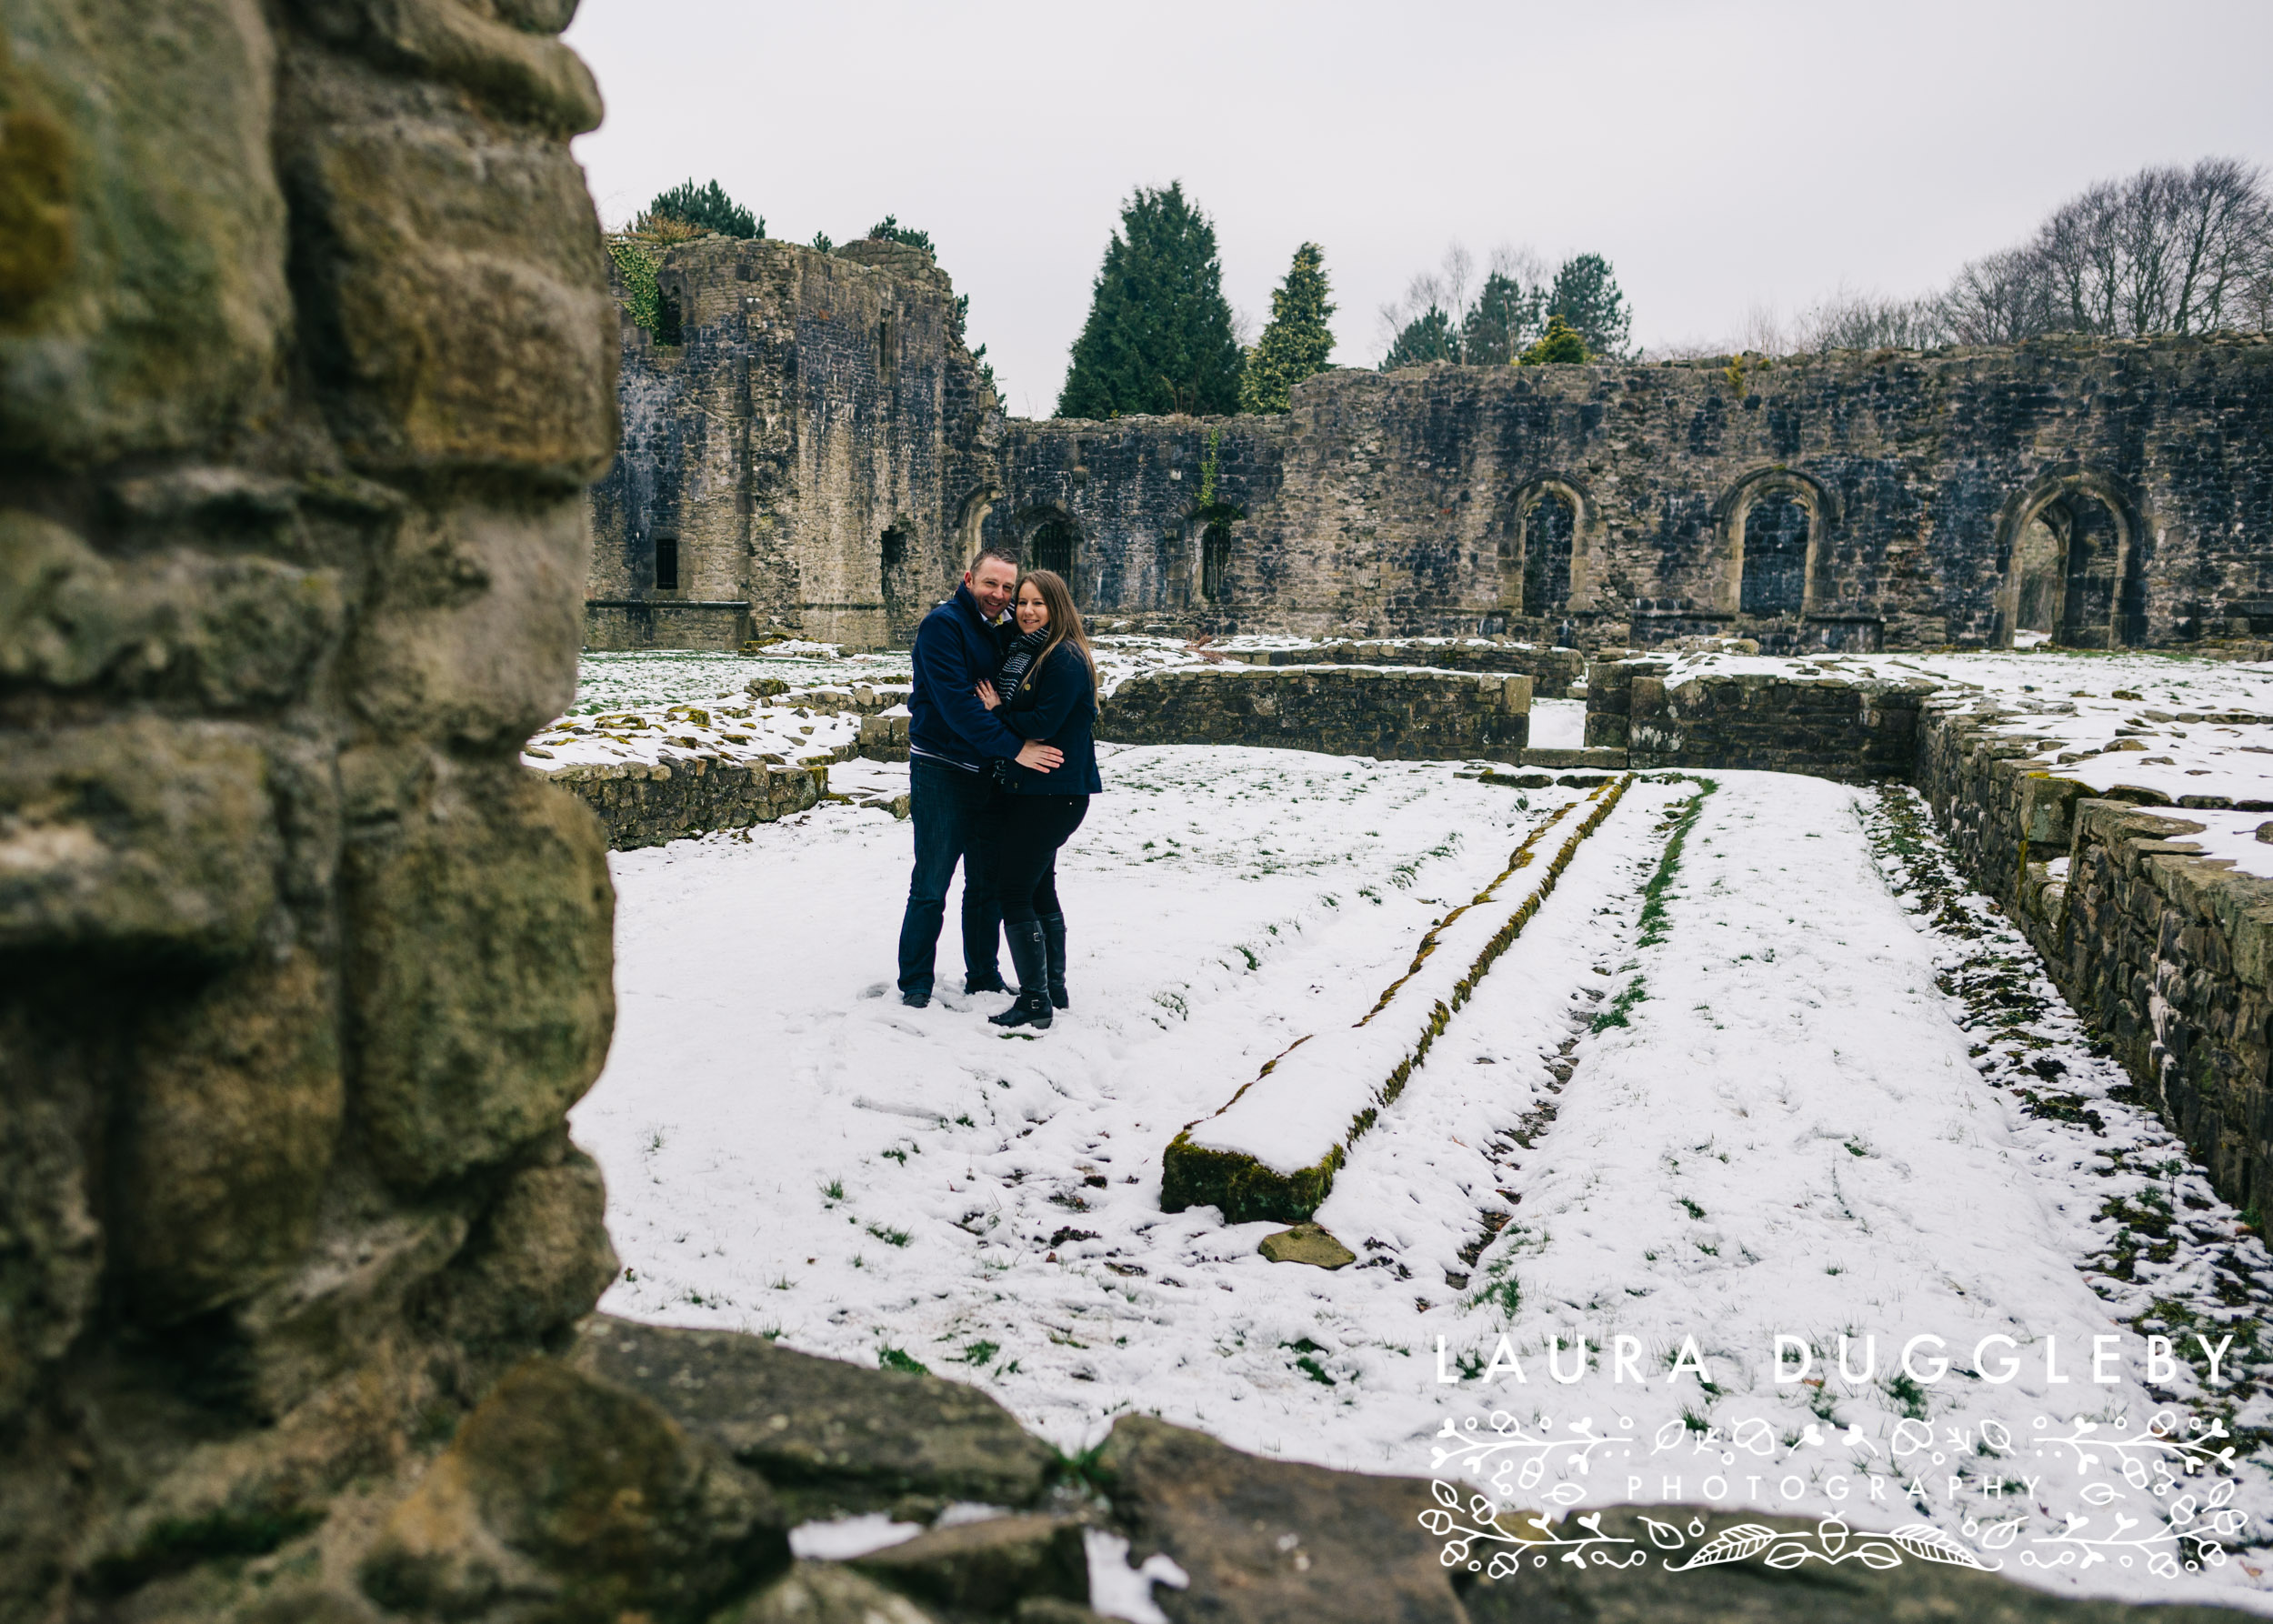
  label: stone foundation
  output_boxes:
[1917,705,2273,1222]
[1216,638,1587,698]
[1101,666,1532,759]
[540,757,821,849]
[1586,661,1933,781]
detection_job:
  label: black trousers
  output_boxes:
[975,793,1088,925]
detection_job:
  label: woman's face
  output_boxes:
[1015,582,1050,636]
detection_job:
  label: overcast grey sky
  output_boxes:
[565,2,2273,419]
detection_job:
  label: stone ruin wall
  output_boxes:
[586,236,999,653]
[1,0,629,1615]
[595,240,2273,657]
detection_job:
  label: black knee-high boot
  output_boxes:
[1038,912,1067,1010]
[989,920,1053,1029]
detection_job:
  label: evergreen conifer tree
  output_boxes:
[1379,306,1461,369]
[1547,253,1630,357]
[1237,243,1337,413]
[646,179,762,240]
[1057,183,1242,419]
[1461,271,1547,366]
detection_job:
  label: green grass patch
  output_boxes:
[877,1346,929,1376]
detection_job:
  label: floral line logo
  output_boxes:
[1421,1406,2248,1581]
[1420,1486,2245,1582]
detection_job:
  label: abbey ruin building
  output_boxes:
[588,236,2273,656]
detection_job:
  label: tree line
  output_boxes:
[1687,156,2273,358]
[606,155,2272,419]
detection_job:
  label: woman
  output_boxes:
[973,567,1100,1030]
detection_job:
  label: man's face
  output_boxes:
[966,557,1017,621]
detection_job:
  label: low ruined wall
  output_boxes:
[1101,666,1532,759]
[1917,706,2273,1222]
[1217,639,1587,697]
[586,599,757,651]
[540,757,821,850]
[1585,662,1932,781]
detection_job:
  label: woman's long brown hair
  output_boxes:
[1013,568,1096,698]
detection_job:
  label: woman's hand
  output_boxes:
[976,679,1002,711]
[1016,739,1065,773]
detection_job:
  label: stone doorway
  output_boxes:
[2010,491,2127,648]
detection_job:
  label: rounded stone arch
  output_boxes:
[1501,475,1599,617]
[1714,468,1840,617]
[953,486,997,568]
[1991,469,2141,650]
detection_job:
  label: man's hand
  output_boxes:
[1016,740,1064,773]
[976,679,1001,711]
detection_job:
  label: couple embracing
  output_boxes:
[895,546,1101,1030]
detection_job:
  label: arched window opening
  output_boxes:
[1200,524,1232,603]
[656,288,685,347]
[2013,491,2125,647]
[1521,495,1575,617]
[1029,518,1076,582]
[651,533,678,593]
[1738,495,1809,615]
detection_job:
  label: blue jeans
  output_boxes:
[896,757,1003,996]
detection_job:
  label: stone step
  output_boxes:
[1520,746,1629,768]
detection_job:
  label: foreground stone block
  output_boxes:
[847,1515,1087,1617]
[568,1318,1062,1519]
[720,1562,941,1624]
[345,762,615,1190]
[361,1358,789,1622]
[1095,1415,1463,1624]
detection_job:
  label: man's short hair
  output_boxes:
[969,545,1020,576]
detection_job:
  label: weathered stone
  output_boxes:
[0,716,280,958]
[0,0,289,464]
[541,754,821,850]
[566,1318,1061,1519]
[347,499,596,747]
[1102,667,1529,760]
[1093,1415,1462,1624]
[345,761,614,1189]
[717,1562,941,1624]
[1257,1224,1355,1268]
[416,1149,618,1348]
[360,1358,789,1622]
[108,947,344,1322]
[276,43,616,478]
[847,1515,1087,1617]
[0,509,344,704]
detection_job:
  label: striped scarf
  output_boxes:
[996,625,1054,702]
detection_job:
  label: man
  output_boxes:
[896,546,1063,1007]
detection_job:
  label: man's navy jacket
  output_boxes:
[906,584,1026,771]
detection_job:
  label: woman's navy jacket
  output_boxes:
[996,643,1102,795]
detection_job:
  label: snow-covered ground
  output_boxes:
[574,730,2273,1610]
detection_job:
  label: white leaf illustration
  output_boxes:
[1978,1518,2026,1550]
[1888,1523,1994,1569]
[1670,1524,1778,1569]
